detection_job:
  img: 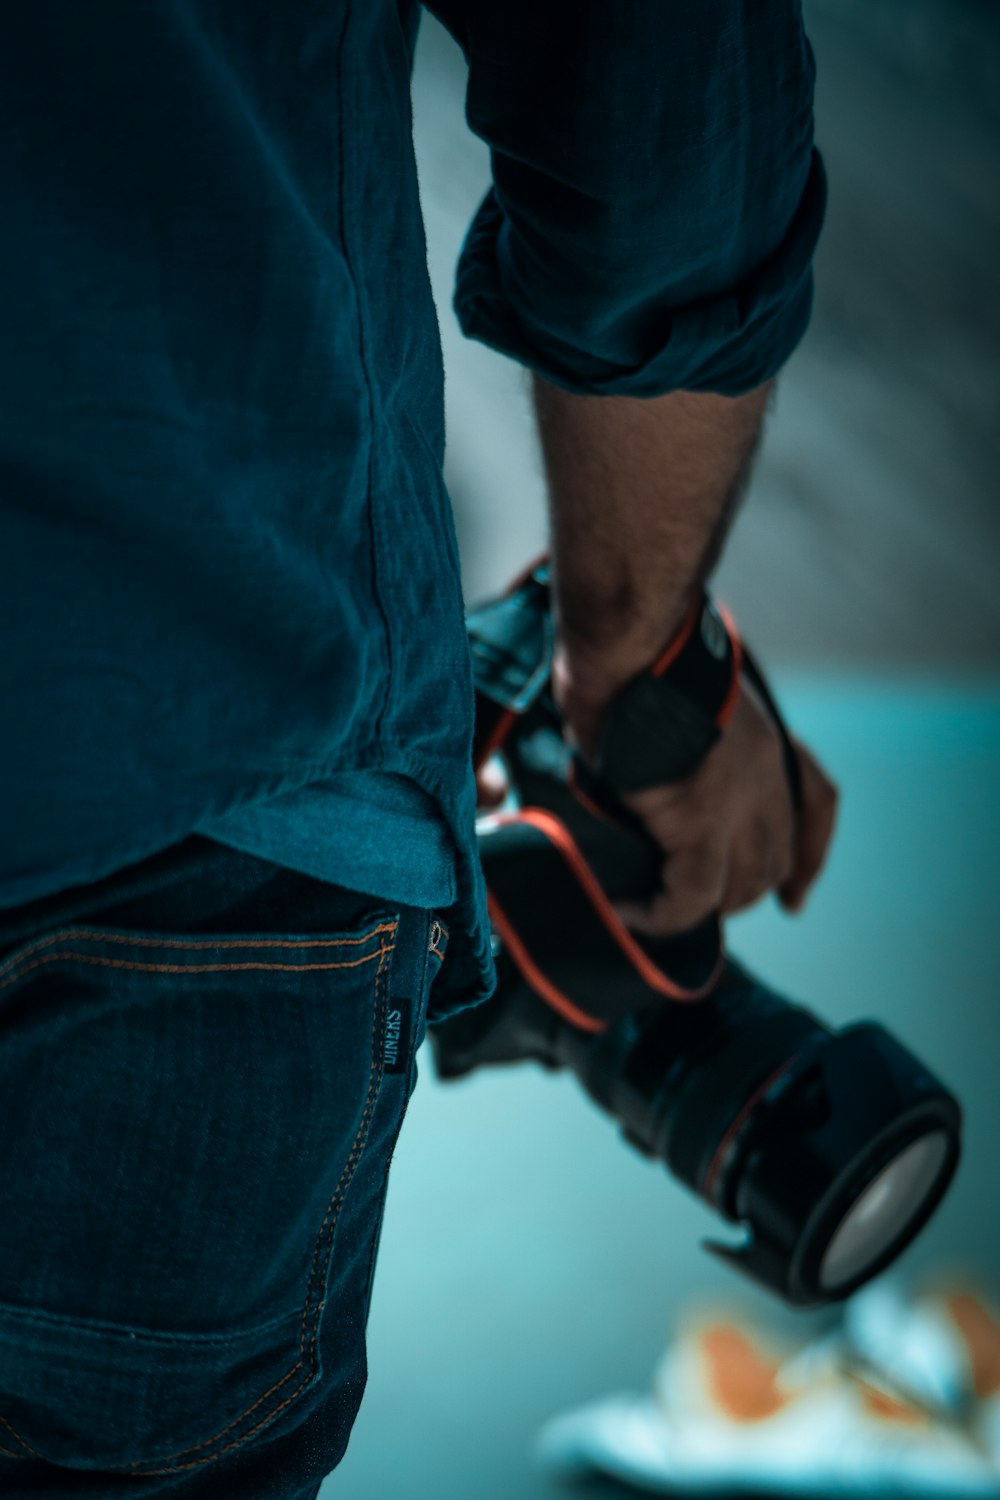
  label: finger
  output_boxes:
[722,845,775,915]
[618,838,730,937]
[779,743,839,912]
[727,736,797,906]
[721,811,790,915]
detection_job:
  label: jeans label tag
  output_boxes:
[384,999,409,1074]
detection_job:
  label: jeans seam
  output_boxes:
[0,929,396,1474]
[0,922,397,989]
[363,911,436,1322]
[0,951,391,989]
[0,1415,38,1460]
[0,1301,302,1347]
[299,936,391,1370]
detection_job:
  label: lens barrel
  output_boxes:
[431,952,961,1307]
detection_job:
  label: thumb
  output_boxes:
[615,838,729,938]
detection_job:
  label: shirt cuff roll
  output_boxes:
[454,149,827,399]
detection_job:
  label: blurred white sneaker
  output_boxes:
[845,1282,1000,1464]
[538,1313,1000,1496]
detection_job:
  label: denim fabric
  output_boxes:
[0,838,443,1498]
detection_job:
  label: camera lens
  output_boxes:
[431,939,962,1305]
[818,1130,952,1292]
[710,1019,961,1304]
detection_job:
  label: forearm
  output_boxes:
[534,374,772,723]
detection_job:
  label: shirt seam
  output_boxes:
[334,0,393,763]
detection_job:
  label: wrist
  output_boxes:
[553,573,694,675]
[556,594,742,786]
[551,634,652,761]
[553,608,692,752]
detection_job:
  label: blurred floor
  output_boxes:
[324,4,999,1496]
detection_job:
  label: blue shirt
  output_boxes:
[0,0,824,1018]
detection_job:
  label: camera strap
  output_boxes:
[480,807,723,1031]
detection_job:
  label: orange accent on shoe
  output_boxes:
[858,1383,928,1426]
[947,1294,1000,1399]
[698,1325,791,1423]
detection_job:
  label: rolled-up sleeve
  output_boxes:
[426,0,826,397]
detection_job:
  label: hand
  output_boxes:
[554,648,839,937]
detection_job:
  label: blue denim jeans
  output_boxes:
[0,837,446,1498]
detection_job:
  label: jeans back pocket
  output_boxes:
[0,910,398,1474]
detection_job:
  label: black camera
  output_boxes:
[429,565,962,1308]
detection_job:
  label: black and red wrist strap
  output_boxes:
[590,593,742,791]
[468,562,744,783]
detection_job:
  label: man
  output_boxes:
[0,2,836,1495]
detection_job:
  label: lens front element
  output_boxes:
[819,1131,952,1292]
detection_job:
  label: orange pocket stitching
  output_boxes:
[299,938,391,1371]
[147,1369,318,1475]
[0,946,393,996]
[0,1414,39,1459]
[118,1368,318,1478]
[0,922,397,983]
[111,1360,310,1474]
